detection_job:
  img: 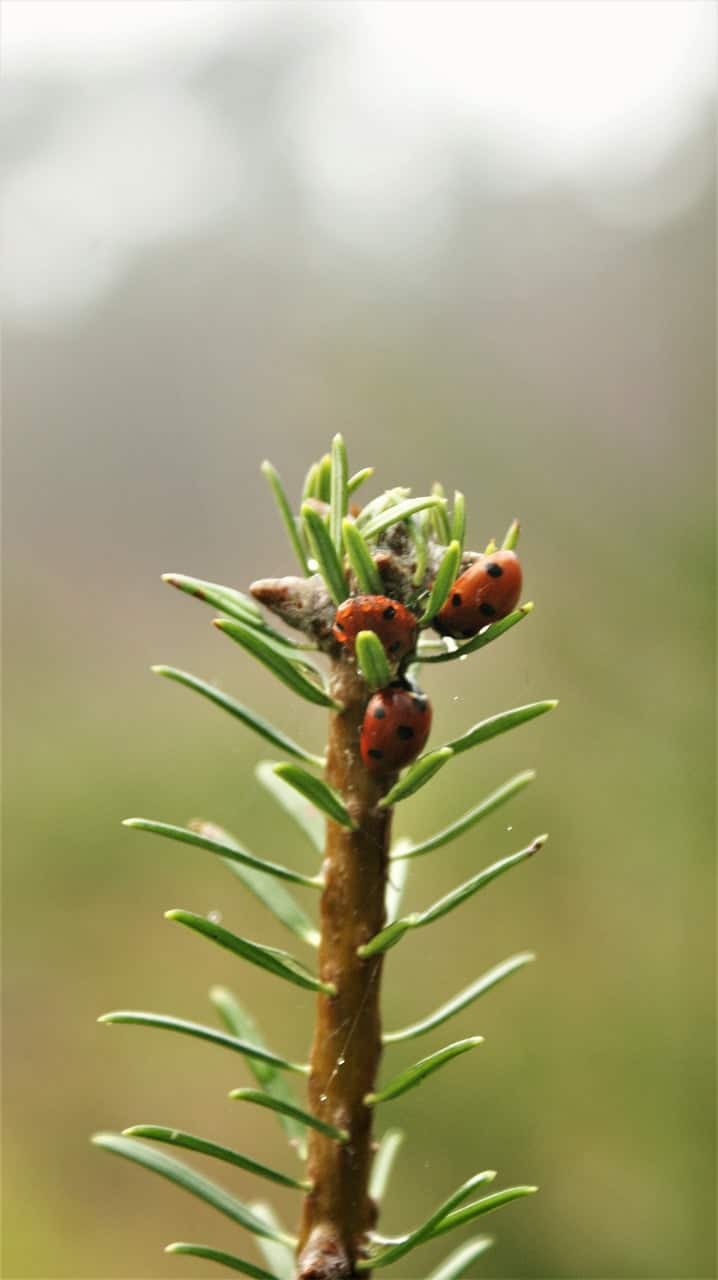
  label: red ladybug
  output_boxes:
[360,680,432,773]
[333,595,417,661]
[435,549,522,639]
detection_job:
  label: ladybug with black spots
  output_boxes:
[333,595,417,662]
[360,679,432,773]
[435,549,522,639]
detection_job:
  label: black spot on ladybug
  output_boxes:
[480,601,497,617]
[335,621,345,631]
[389,640,401,653]
[374,706,387,719]
[486,562,503,578]
[368,748,384,759]
[414,698,428,712]
[397,725,415,740]
[383,606,396,620]
[452,593,462,607]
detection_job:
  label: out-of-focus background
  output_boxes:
[2,2,715,1277]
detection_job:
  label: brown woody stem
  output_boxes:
[296,655,394,1279]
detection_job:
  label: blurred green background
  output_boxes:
[3,3,715,1278]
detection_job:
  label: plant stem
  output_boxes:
[297,656,393,1279]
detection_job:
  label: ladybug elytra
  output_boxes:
[333,595,417,662]
[360,680,432,773]
[435,549,522,639]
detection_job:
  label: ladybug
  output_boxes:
[435,549,522,639]
[333,595,417,662]
[360,680,432,773]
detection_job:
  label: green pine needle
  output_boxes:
[165,1242,280,1278]
[355,487,410,530]
[273,763,357,830]
[390,770,535,860]
[255,760,324,853]
[213,618,340,709]
[365,1038,482,1106]
[450,491,466,554]
[123,1126,310,1192]
[301,504,348,605]
[302,461,321,501]
[357,1170,496,1270]
[98,1010,308,1075]
[502,518,520,550]
[426,1237,495,1279]
[418,602,534,663]
[388,704,555,790]
[347,467,374,495]
[361,495,447,541]
[343,519,384,594]
[152,666,324,767]
[317,454,332,503]
[385,845,411,924]
[161,574,265,627]
[165,1243,280,1278]
[417,836,546,930]
[368,1129,405,1203]
[355,630,393,690]
[378,748,454,808]
[192,820,319,948]
[429,1186,539,1240]
[430,482,452,543]
[329,433,349,555]
[383,952,535,1043]
[230,1090,349,1143]
[247,1203,296,1280]
[164,910,334,994]
[358,836,546,956]
[91,1133,296,1245]
[446,700,558,754]
[122,817,322,889]
[261,461,310,575]
[420,540,462,624]
[209,987,307,1158]
[207,624,323,673]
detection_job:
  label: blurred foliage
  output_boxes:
[2,14,715,1280]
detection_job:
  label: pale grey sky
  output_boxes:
[3,1,715,322]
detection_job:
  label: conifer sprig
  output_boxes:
[95,439,554,1280]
